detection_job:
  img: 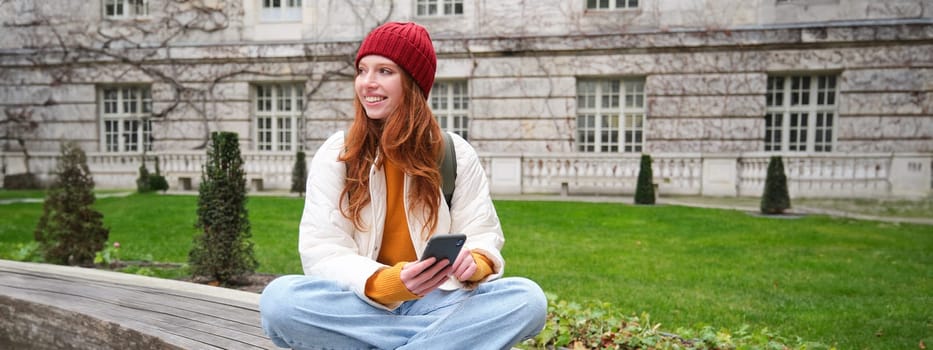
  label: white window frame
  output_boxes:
[586,0,639,10]
[416,0,464,16]
[765,74,837,152]
[254,83,304,152]
[260,0,302,22]
[431,81,470,140]
[576,79,646,153]
[102,0,149,19]
[99,86,153,153]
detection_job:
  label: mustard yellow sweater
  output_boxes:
[364,159,493,305]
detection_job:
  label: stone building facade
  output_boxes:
[1,0,931,198]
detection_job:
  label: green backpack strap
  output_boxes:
[439,131,457,209]
[344,129,457,208]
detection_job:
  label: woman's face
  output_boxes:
[355,55,404,121]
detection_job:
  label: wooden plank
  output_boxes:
[0,260,260,305]
[5,269,260,327]
[0,273,270,348]
[0,260,277,349]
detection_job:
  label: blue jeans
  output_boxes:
[259,275,547,350]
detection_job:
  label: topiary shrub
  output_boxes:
[189,132,257,284]
[136,159,152,193]
[634,154,656,205]
[149,157,169,192]
[34,142,109,266]
[291,150,307,196]
[760,155,791,214]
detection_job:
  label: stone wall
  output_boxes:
[0,1,930,195]
[2,22,930,155]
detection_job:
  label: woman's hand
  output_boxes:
[400,258,453,297]
[450,249,477,282]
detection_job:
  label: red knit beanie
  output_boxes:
[356,22,437,98]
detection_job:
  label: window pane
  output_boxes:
[625,81,644,108]
[278,117,292,151]
[142,119,152,151]
[788,113,808,152]
[130,0,147,16]
[577,81,596,109]
[123,88,137,113]
[123,120,138,151]
[624,113,644,152]
[576,115,596,152]
[141,87,152,113]
[765,74,836,152]
[418,0,438,15]
[105,120,119,151]
[576,78,645,153]
[295,85,304,110]
[602,81,618,108]
[437,115,448,129]
[764,113,782,152]
[103,88,118,114]
[254,83,303,151]
[257,117,272,151]
[814,112,833,152]
[100,86,152,153]
[432,81,470,139]
[817,75,836,106]
[256,86,271,112]
[104,0,118,16]
[278,85,290,111]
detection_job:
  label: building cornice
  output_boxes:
[1,19,931,66]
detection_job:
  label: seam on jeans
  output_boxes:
[416,288,477,339]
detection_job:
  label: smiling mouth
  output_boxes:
[364,96,386,103]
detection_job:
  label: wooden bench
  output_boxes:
[0,259,276,349]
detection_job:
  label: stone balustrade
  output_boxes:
[736,154,893,198]
[1,151,298,192]
[1,151,929,199]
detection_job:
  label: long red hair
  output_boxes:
[339,72,444,236]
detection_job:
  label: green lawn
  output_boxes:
[0,189,46,200]
[0,192,930,349]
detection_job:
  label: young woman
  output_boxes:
[259,22,547,350]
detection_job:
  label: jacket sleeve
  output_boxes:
[298,132,387,308]
[447,133,506,282]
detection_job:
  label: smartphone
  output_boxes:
[420,234,466,266]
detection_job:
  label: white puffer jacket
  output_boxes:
[298,131,505,310]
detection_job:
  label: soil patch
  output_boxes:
[104,261,280,294]
[183,273,280,294]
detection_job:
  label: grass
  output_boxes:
[665,195,933,219]
[498,200,932,350]
[0,190,930,349]
[0,189,46,200]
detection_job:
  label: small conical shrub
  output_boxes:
[34,142,109,266]
[136,158,152,193]
[760,155,791,214]
[291,150,307,196]
[634,154,655,205]
[190,132,257,284]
